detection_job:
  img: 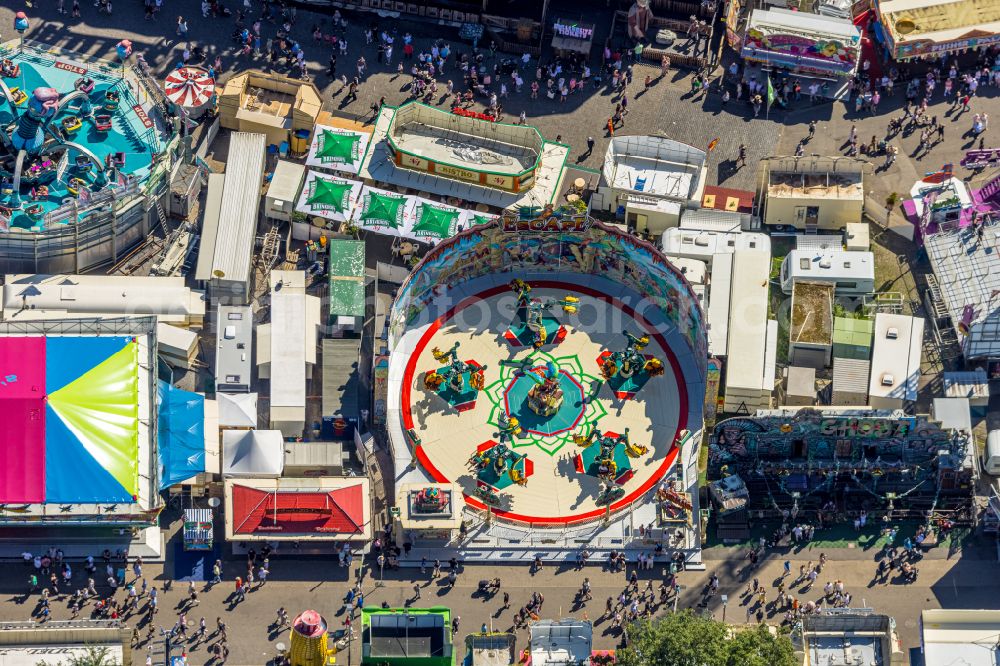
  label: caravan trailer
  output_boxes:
[780,249,875,295]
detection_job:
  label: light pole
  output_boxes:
[116,39,133,78]
[721,594,728,623]
[14,12,29,51]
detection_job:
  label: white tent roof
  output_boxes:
[217,392,259,428]
[222,430,284,477]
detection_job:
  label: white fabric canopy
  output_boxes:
[217,392,258,428]
[351,186,476,245]
[222,430,284,477]
[294,170,363,224]
[305,125,371,175]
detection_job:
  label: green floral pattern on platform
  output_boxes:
[484,350,606,456]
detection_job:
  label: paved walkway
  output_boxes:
[4,0,1000,207]
[2,1,778,194]
[1,547,996,664]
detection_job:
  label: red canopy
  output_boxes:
[231,484,364,535]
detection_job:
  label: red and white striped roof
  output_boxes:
[163,67,215,108]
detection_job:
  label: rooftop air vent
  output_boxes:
[886,327,899,339]
[881,373,894,386]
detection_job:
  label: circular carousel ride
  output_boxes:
[408,279,685,524]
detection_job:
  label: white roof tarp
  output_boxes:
[222,429,284,477]
[217,392,259,428]
[351,185,477,245]
[295,170,364,224]
[306,125,371,175]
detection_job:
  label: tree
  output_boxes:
[616,610,796,666]
[726,624,796,666]
[36,646,121,666]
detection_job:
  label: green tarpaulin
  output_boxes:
[317,130,361,163]
[412,204,459,239]
[327,240,366,321]
[307,178,353,213]
[361,192,405,228]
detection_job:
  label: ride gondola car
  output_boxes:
[61,115,83,134]
[9,87,27,105]
[25,203,45,221]
[105,152,126,169]
[74,76,96,94]
[103,90,120,111]
[93,114,113,132]
[0,59,20,78]
[66,177,87,197]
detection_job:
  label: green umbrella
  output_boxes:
[473,214,496,227]
[316,129,361,163]
[360,192,405,228]
[412,204,458,239]
[306,178,353,213]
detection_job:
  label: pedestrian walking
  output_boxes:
[176,16,187,37]
[188,581,199,606]
[413,583,421,600]
[736,144,747,168]
[783,560,790,577]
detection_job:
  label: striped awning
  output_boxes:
[164,67,215,108]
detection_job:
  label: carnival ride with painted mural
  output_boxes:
[573,427,649,505]
[398,213,709,525]
[706,412,975,518]
[422,342,488,412]
[597,331,665,399]
[504,278,579,348]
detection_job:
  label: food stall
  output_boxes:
[183,508,214,551]
[551,19,596,58]
[875,0,1000,62]
[741,8,861,81]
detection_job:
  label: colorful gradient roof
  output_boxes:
[0,336,140,504]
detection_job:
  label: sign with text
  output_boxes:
[132,104,154,129]
[501,214,591,233]
[435,163,481,184]
[399,153,429,171]
[55,60,87,75]
[554,21,594,40]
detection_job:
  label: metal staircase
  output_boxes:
[154,197,170,233]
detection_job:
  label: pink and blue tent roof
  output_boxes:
[157,381,206,490]
[0,335,140,505]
